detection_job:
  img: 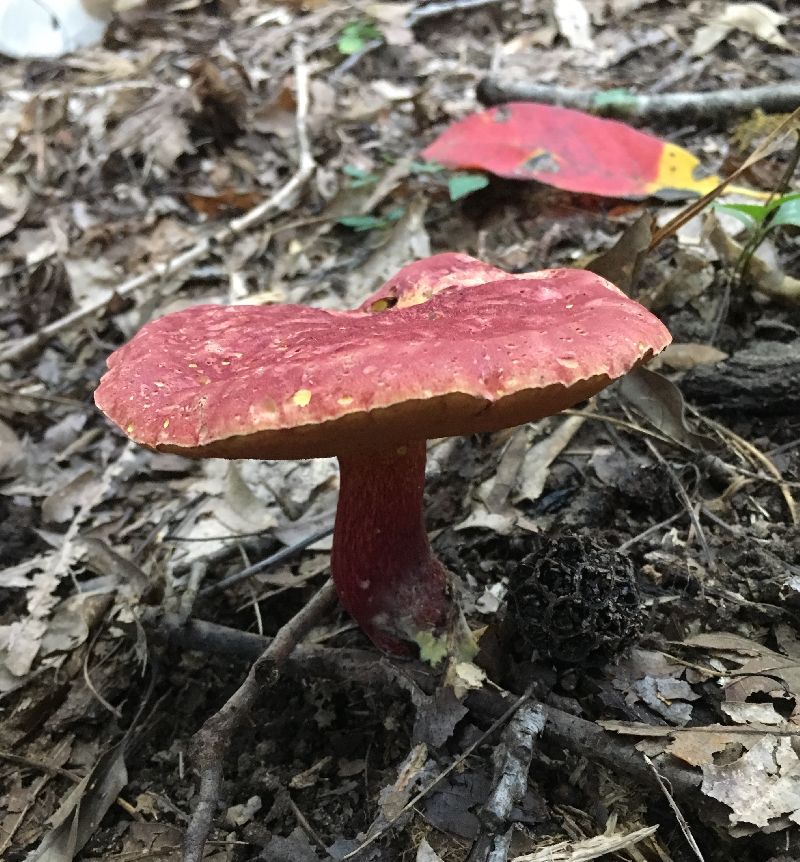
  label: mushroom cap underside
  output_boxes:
[95,267,671,460]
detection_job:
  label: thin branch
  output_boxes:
[0,41,316,366]
[477,79,800,122]
[407,0,503,27]
[643,754,705,862]
[181,580,338,862]
[199,524,333,598]
[697,410,798,526]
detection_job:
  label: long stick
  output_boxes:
[477,79,800,122]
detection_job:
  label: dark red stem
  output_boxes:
[332,441,452,654]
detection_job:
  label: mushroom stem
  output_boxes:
[332,441,454,655]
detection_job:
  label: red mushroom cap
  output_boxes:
[95,256,671,459]
[359,252,509,311]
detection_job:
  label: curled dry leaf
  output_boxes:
[617,365,708,449]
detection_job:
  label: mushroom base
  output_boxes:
[332,441,461,656]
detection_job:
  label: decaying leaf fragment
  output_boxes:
[702,735,800,828]
[691,2,791,55]
[28,743,128,862]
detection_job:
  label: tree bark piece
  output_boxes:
[467,703,546,862]
[681,340,800,415]
[476,79,800,123]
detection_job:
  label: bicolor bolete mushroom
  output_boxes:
[95,253,671,659]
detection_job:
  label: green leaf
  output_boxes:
[337,214,384,231]
[337,207,405,232]
[715,201,767,224]
[383,206,405,222]
[448,172,489,201]
[343,165,378,188]
[410,160,444,174]
[769,196,800,230]
[337,21,382,55]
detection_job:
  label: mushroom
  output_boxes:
[95,253,671,659]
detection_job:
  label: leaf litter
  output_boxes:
[1,1,800,861]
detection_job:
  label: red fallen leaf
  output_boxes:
[422,102,764,201]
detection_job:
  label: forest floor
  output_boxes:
[2,1,800,861]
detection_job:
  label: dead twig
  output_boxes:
[0,40,316,366]
[477,79,800,122]
[617,511,683,553]
[467,703,546,862]
[642,754,705,862]
[199,523,333,598]
[181,580,339,862]
[407,0,503,27]
[287,792,328,853]
[697,411,798,526]
[510,825,659,862]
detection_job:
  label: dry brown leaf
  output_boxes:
[0,175,31,240]
[42,470,103,524]
[514,415,586,504]
[666,730,745,767]
[722,702,785,726]
[108,90,194,167]
[702,735,800,828]
[682,632,766,655]
[653,342,728,371]
[28,743,128,861]
[618,365,707,449]
[417,838,445,862]
[378,744,433,821]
